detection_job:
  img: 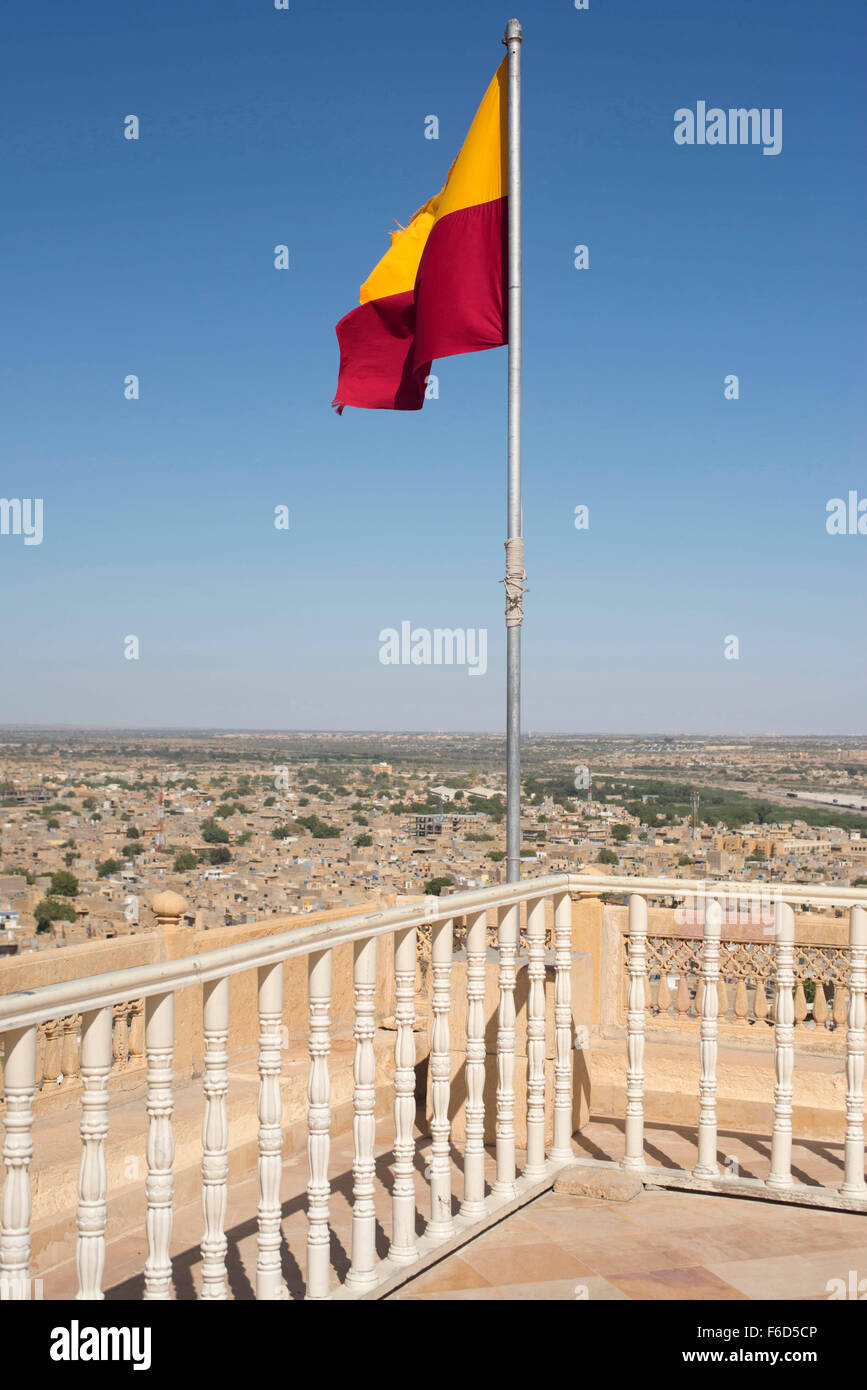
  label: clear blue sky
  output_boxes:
[1,0,863,734]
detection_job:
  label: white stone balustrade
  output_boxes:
[346,936,378,1289]
[842,905,867,1196]
[201,976,230,1300]
[622,893,648,1172]
[693,899,722,1179]
[767,902,796,1190]
[2,872,867,1301]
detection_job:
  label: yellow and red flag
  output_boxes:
[332,60,508,413]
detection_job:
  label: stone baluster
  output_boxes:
[494,903,519,1194]
[460,909,488,1219]
[35,1024,46,1091]
[813,983,829,1029]
[733,978,749,1021]
[767,902,796,1190]
[427,918,455,1236]
[622,894,647,1171]
[693,900,722,1178]
[112,1004,129,1068]
[256,963,285,1300]
[61,1015,81,1084]
[201,976,230,1300]
[346,937,379,1289]
[550,892,574,1163]
[0,1026,37,1300]
[128,1000,145,1064]
[717,976,728,1019]
[43,1018,62,1088]
[390,926,418,1263]
[143,992,175,1298]
[656,972,672,1016]
[833,985,849,1029]
[76,1007,112,1299]
[793,982,808,1027]
[524,897,547,1179]
[841,905,867,1195]
[675,975,690,1017]
[306,949,332,1299]
[754,975,770,1024]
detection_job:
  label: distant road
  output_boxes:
[602,771,867,816]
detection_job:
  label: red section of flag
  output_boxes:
[412,196,508,368]
[332,291,430,414]
[332,196,508,414]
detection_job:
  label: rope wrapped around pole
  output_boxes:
[503,536,527,628]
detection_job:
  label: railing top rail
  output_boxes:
[566,873,867,909]
[0,873,573,1032]
[1,871,864,1033]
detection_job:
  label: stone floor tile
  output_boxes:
[460,1239,594,1287]
[399,1255,491,1294]
[607,1265,748,1301]
[393,1275,629,1301]
[704,1246,867,1301]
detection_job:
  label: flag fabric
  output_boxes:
[332,60,508,413]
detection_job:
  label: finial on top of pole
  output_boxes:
[503,18,522,44]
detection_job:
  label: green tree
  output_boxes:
[172,851,198,872]
[486,850,506,862]
[612,824,630,843]
[295,815,340,840]
[96,858,122,878]
[354,833,373,847]
[597,848,618,865]
[49,870,79,897]
[206,846,232,866]
[201,817,230,845]
[34,898,77,931]
[272,823,294,840]
[424,876,454,897]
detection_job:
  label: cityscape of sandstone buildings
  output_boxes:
[1,732,865,955]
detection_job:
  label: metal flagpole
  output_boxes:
[503,18,523,884]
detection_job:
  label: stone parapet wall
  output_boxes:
[0,903,396,1107]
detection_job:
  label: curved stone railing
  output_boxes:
[2,871,866,1301]
[0,876,578,1301]
[614,883,867,1201]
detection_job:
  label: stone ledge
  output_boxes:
[553,1166,642,1202]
